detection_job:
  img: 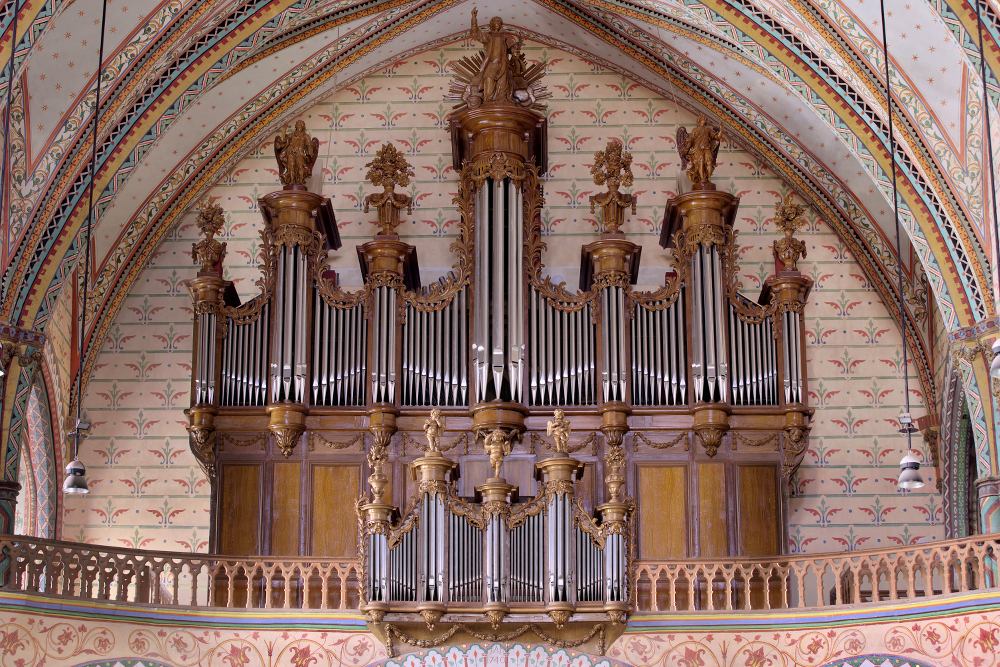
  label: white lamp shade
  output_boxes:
[898,452,924,490]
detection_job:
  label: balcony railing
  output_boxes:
[0,534,996,612]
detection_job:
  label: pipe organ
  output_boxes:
[185,12,814,655]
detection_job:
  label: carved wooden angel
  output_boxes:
[676,115,722,187]
[423,408,444,453]
[546,409,571,454]
[274,120,319,190]
[483,428,513,478]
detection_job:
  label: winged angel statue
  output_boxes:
[676,116,723,188]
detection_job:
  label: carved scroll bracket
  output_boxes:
[693,406,729,458]
[186,405,217,478]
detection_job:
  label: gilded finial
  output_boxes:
[589,140,637,234]
[772,194,808,271]
[364,143,414,235]
[192,202,227,274]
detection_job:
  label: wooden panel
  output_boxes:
[461,459,493,496]
[698,463,728,558]
[220,465,260,555]
[738,465,778,556]
[311,465,360,557]
[270,462,300,556]
[638,466,687,558]
[576,463,595,514]
[505,458,536,498]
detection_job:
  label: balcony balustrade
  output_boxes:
[0,534,995,613]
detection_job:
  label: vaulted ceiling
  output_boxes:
[0,0,997,402]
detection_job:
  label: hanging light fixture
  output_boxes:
[62,0,107,495]
[878,0,924,490]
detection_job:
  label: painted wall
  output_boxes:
[7,588,1000,667]
[56,40,944,552]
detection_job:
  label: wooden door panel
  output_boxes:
[311,465,360,557]
[638,465,687,558]
[271,462,301,556]
[220,464,261,555]
[738,465,778,556]
[698,463,728,557]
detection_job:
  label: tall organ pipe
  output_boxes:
[472,179,524,403]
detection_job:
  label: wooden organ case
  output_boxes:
[185,13,812,653]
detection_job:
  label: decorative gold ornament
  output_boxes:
[589,140,637,234]
[192,202,227,274]
[367,609,386,625]
[446,10,550,113]
[365,143,414,235]
[274,120,319,190]
[423,408,445,453]
[483,427,515,478]
[772,194,809,271]
[548,610,572,629]
[676,115,723,188]
[546,409,571,453]
[420,609,443,630]
[608,610,627,626]
[485,609,507,629]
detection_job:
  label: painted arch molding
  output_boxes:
[0,0,998,414]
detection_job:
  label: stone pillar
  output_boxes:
[951,320,1000,531]
[0,324,45,534]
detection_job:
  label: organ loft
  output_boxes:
[185,12,812,655]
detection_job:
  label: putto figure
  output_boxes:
[676,115,723,188]
[547,409,571,454]
[483,428,513,478]
[423,408,444,453]
[274,120,319,190]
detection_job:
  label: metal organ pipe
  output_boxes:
[690,246,728,403]
[726,299,778,407]
[307,288,366,406]
[528,290,594,406]
[218,302,269,407]
[371,286,397,404]
[472,179,524,404]
[401,286,468,406]
[608,286,625,401]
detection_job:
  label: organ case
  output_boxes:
[184,13,814,645]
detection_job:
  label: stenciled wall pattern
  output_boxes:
[58,40,943,552]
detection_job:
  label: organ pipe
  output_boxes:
[472,179,524,404]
